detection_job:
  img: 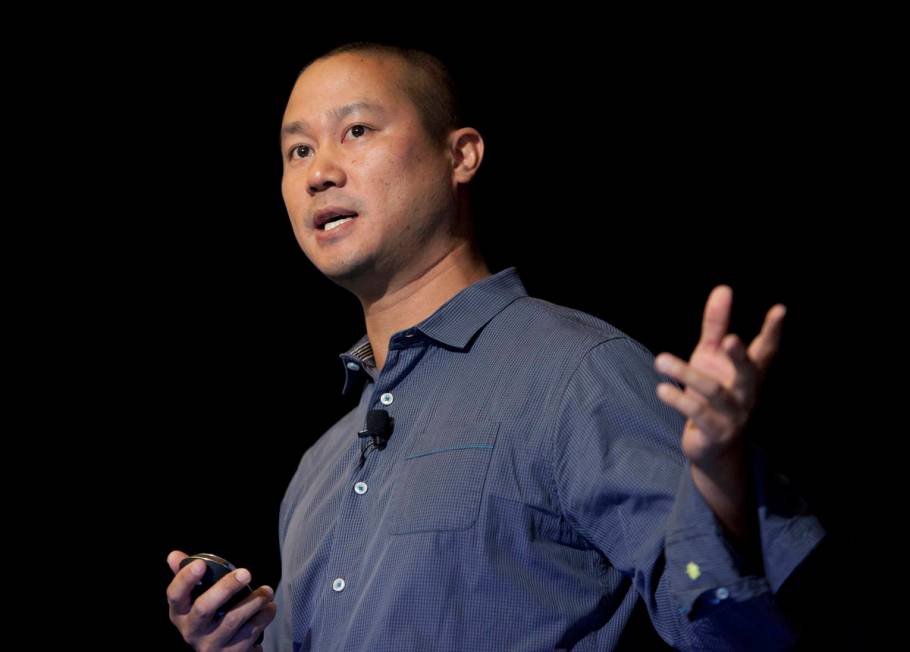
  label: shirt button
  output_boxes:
[332,577,346,592]
[346,362,360,371]
[380,392,394,405]
[715,587,729,600]
[354,481,368,495]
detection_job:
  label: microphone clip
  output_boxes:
[356,408,394,469]
[357,427,389,450]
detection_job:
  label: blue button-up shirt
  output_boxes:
[264,266,826,651]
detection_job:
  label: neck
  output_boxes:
[359,242,491,371]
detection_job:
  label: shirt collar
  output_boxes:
[338,266,528,395]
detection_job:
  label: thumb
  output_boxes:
[166,549,189,575]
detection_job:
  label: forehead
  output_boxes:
[287,53,409,114]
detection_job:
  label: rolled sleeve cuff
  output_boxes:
[665,440,827,622]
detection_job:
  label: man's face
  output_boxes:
[280,53,456,291]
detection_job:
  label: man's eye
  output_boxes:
[346,124,371,139]
[289,145,311,160]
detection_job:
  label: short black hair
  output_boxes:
[297,41,463,149]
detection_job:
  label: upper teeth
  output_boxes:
[325,216,354,231]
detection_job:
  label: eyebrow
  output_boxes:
[280,102,386,143]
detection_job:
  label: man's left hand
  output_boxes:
[653,285,786,476]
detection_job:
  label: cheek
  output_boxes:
[282,174,307,211]
[360,152,409,213]
[281,176,306,238]
[394,151,447,214]
[280,174,293,208]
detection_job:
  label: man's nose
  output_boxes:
[308,146,346,193]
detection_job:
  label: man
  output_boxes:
[166,42,826,650]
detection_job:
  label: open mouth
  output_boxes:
[319,213,358,231]
[316,213,358,231]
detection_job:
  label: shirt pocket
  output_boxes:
[386,420,500,535]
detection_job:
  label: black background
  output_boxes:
[15,15,891,649]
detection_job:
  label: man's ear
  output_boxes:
[448,127,484,185]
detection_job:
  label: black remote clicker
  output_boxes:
[179,552,265,645]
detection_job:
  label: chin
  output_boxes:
[319,258,368,283]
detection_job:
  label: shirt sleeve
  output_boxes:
[549,336,827,650]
